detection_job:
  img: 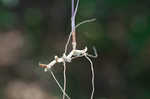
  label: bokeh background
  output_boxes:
[0,0,150,99]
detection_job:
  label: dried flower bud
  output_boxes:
[39,64,47,68]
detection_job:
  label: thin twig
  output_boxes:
[48,70,70,99]
[64,31,72,54]
[64,18,96,55]
[75,18,96,29]
[63,62,67,99]
[72,0,74,16]
[72,0,80,21]
[87,46,98,58]
[85,56,95,99]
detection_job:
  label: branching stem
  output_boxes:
[64,18,96,54]
[48,70,70,99]
[40,0,98,99]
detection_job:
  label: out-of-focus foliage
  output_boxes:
[0,0,150,99]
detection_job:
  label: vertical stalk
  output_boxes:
[63,62,67,99]
[72,0,76,49]
[72,0,74,15]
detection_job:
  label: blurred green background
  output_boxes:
[0,0,150,99]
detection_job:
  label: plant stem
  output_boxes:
[72,0,74,16]
[49,70,70,99]
[72,0,76,49]
[63,62,67,99]
[85,56,95,99]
